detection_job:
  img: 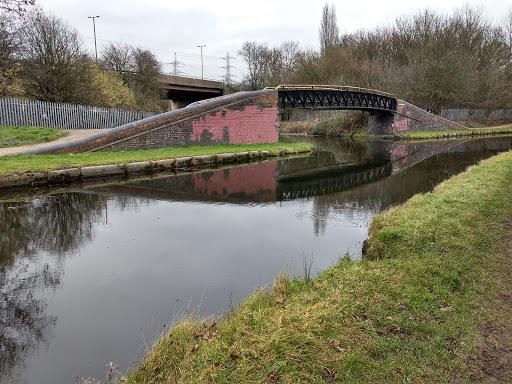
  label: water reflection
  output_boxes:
[1,256,58,383]
[0,194,141,383]
[94,161,278,205]
[1,136,512,383]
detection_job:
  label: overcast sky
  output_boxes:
[37,0,511,82]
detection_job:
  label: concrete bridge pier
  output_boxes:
[167,99,190,111]
[368,111,394,136]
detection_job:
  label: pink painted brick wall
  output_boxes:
[191,105,279,144]
[193,162,277,198]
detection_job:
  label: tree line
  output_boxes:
[239,4,512,113]
[0,1,163,112]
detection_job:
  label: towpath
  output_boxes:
[0,129,110,156]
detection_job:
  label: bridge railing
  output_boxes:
[265,84,396,99]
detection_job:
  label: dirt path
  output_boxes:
[0,129,110,156]
[468,222,512,382]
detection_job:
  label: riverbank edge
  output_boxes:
[0,145,312,189]
[283,125,512,141]
[124,149,512,383]
[393,126,512,140]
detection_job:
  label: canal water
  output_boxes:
[1,135,512,383]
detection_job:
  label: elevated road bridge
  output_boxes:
[159,74,228,110]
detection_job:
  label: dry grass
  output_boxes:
[280,120,321,134]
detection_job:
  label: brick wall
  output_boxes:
[393,100,467,133]
[42,90,279,154]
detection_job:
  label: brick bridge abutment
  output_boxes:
[367,100,467,136]
[21,90,280,155]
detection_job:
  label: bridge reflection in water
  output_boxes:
[92,136,501,207]
[84,136,512,241]
[276,163,392,200]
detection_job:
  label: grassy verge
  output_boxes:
[394,125,512,140]
[125,150,512,383]
[0,125,68,148]
[0,142,312,175]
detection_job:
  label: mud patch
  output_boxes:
[468,221,512,382]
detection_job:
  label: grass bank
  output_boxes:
[126,150,512,383]
[0,142,312,176]
[0,125,68,148]
[394,125,512,140]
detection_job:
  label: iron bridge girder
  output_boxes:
[278,89,397,112]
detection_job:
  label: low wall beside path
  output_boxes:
[393,100,468,133]
[362,100,468,136]
[20,90,280,155]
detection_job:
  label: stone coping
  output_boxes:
[0,148,311,190]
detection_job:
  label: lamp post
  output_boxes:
[197,44,206,79]
[88,15,100,62]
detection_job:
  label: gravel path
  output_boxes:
[0,129,111,156]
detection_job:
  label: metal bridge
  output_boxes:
[269,85,397,113]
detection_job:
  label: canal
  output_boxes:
[1,135,511,383]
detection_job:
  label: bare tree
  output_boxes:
[129,47,162,111]
[0,0,35,15]
[319,3,340,55]
[238,41,269,90]
[0,15,17,58]
[280,40,300,75]
[20,10,92,103]
[100,43,163,111]
[504,9,512,63]
[0,13,23,96]
[101,42,133,74]
[239,41,301,90]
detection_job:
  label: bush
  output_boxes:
[309,110,367,136]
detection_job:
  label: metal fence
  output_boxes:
[0,97,155,129]
[441,108,512,121]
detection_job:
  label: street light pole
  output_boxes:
[88,15,100,62]
[197,45,206,79]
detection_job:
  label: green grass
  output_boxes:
[125,149,512,383]
[395,125,512,140]
[0,142,312,175]
[0,125,68,148]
